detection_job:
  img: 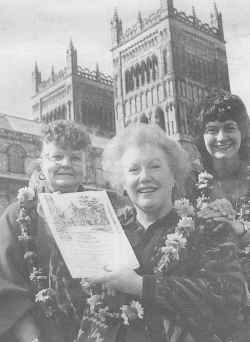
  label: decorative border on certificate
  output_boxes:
[39,191,138,279]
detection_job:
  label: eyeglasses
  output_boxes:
[43,152,83,165]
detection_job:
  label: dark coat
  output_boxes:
[78,210,247,342]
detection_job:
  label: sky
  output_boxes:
[0,0,249,119]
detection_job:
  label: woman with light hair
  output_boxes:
[78,123,246,342]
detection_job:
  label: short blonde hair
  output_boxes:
[103,124,190,191]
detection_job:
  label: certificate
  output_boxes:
[38,191,139,279]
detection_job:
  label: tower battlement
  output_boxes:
[77,66,113,87]
[112,0,224,47]
[36,64,113,94]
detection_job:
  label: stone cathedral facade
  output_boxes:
[111,0,230,155]
[32,40,115,139]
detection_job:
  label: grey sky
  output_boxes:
[0,0,249,118]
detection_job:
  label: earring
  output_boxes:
[38,172,46,181]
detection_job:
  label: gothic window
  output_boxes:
[54,108,59,121]
[7,144,26,174]
[193,86,198,103]
[139,113,148,124]
[130,66,136,91]
[68,101,72,120]
[81,101,86,124]
[157,85,164,102]
[177,80,182,96]
[114,74,118,98]
[124,101,129,116]
[146,57,152,83]
[125,70,130,93]
[135,64,141,88]
[154,107,165,131]
[62,104,67,119]
[146,90,151,107]
[126,118,132,127]
[181,81,187,98]
[152,87,157,105]
[163,49,168,74]
[152,55,158,81]
[141,93,146,110]
[141,61,147,85]
[130,97,136,114]
[165,105,170,135]
[135,95,141,112]
[141,61,146,85]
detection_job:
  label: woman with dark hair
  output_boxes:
[0,120,91,342]
[188,91,250,239]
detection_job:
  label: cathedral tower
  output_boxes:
[111,0,230,154]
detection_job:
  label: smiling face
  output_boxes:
[203,120,241,160]
[41,142,85,193]
[121,144,174,219]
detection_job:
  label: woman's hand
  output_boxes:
[92,268,143,297]
[197,198,236,221]
[197,198,250,237]
[105,268,143,297]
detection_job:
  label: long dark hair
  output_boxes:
[190,90,250,172]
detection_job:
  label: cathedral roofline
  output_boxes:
[0,112,42,138]
[112,3,224,48]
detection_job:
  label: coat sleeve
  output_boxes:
[142,223,247,339]
[0,202,34,336]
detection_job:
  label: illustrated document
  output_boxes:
[38,191,139,280]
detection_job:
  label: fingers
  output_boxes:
[198,199,236,220]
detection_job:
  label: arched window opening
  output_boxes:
[163,49,168,74]
[62,105,67,119]
[130,66,136,92]
[125,70,130,93]
[154,107,166,131]
[139,113,148,124]
[135,64,141,88]
[7,144,26,174]
[146,57,152,83]
[152,55,158,81]
[141,61,146,86]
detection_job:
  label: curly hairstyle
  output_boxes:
[102,123,190,192]
[192,90,250,171]
[40,120,91,151]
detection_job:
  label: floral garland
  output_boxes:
[78,281,144,341]
[17,177,244,342]
[16,187,58,318]
[196,169,250,221]
[155,199,195,273]
[78,199,196,342]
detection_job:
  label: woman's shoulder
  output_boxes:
[1,201,19,222]
[0,201,20,241]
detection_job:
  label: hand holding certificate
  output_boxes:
[38,191,139,281]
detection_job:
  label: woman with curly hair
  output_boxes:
[0,120,91,342]
[77,123,246,342]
